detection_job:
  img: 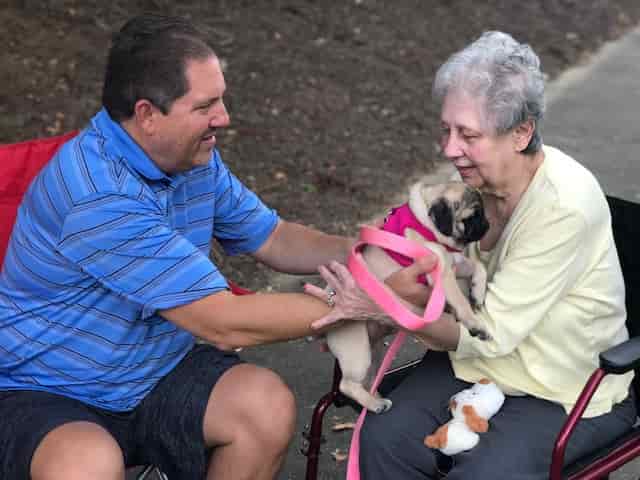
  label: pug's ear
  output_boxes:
[429,199,453,237]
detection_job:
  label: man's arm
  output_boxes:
[252,219,356,274]
[159,289,331,349]
[160,220,354,348]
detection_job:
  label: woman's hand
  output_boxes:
[304,255,438,330]
[384,255,437,307]
[305,260,385,329]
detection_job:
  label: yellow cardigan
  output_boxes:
[451,145,633,417]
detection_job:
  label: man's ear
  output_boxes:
[513,119,535,152]
[133,99,159,135]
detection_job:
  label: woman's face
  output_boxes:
[439,92,518,192]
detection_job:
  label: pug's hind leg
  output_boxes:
[340,328,393,414]
[340,379,392,414]
[366,324,392,404]
[328,322,392,414]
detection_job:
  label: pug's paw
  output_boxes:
[373,398,393,414]
[469,291,484,313]
[468,326,492,342]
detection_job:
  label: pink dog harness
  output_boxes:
[346,225,447,479]
[382,203,460,271]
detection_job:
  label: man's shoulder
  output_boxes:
[48,128,144,203]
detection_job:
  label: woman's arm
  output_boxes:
[306,257,460,350]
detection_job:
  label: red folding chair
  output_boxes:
[0,131,78,264]
[0,131,252,480]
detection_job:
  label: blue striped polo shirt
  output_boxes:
[0,108,278,411]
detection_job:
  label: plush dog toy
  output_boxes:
[424,378,505,456]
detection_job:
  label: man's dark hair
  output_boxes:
[102,14,215,122]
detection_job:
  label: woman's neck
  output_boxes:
[483,149,545,221]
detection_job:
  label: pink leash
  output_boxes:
[345,225,446,479]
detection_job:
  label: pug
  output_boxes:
[326,180,490,414]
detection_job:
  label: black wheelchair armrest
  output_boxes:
[599,336,640,374]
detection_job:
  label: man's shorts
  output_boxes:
[0,344,243,480]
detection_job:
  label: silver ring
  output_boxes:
[326,289,336,308]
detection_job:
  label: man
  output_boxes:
[0,14,379,480]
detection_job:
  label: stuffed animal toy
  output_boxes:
[424,378,505,456]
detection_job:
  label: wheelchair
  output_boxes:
[2,132,640,479]
[302,193,640,480]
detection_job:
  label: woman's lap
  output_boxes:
[360,351,636,479]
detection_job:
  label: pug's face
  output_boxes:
[423,182,489,245]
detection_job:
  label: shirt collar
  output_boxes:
[91,108,172,183]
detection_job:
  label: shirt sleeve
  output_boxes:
[57,192,227,319]
[453,204,589,359]
[209,150,279,255]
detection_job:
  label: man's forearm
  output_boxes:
[160,290,333,348]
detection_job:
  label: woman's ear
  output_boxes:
[513,119,535,152]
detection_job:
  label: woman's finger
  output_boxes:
[311,312,341,330]
[329,260,356,289]
[304,282,328,300]
[318,264,341,291]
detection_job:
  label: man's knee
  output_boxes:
[245,366,297,446]
[31,421,125,480]
[205,364,297,450]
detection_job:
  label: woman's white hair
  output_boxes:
[433,31,546,153]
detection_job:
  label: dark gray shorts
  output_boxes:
[0,343,243,480]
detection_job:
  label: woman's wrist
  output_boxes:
[413,313,461,351]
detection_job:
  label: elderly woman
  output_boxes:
[308,31,636,479]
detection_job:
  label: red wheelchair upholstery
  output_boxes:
[304,195,640,480]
